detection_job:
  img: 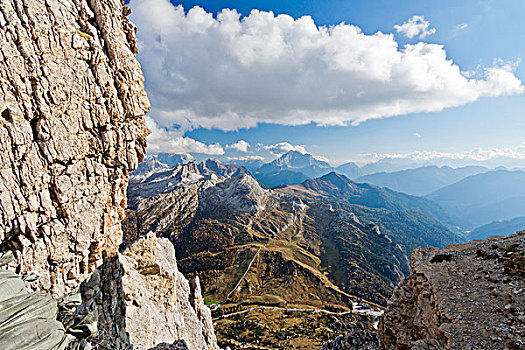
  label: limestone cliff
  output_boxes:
[120,232,218,350]
[0,0,149,295]
[379,231,525,349]
[0,1,218,349]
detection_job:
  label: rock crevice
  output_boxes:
[0,1,219,349]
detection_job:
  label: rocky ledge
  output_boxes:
[379,231,525,350]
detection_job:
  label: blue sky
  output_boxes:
[129,0,525,165]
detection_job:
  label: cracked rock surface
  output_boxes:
[0,0,149,295]
[120,232,219,350]
[0,1,220,349]
[379,231,525,350]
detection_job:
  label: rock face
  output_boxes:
[75,232,220,349]
[0,1,219,349]
[0,0,149,295]
[320,329,378,350]
[120,232,218,350]
[379,231,525,350]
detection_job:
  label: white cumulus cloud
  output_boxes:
[394,15,436,39]
[145,117,224,155]
[366,145,525,163]
[226,155,265,161]
[225,140,250,152]
[263,142,308,156]
[130,1,524,133]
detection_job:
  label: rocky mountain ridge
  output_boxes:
[357,165,489,196]
[380,231,525,349]
[0,1,218,349]
[124,158,473,348]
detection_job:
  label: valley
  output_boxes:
[2,1,522,348]
[124,156,464,348]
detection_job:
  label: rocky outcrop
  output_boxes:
[199,174,269,215]
[0,1,219,349]
[379,231,525,350]
[320,329,378,350]
[0,0,149,295]
[120,232,218,350]
[77,232,219,349]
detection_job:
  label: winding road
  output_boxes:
[213,304,383,321]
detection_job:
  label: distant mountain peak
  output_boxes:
[273,150,331,168]
[320,171,351,185]
[254,151,334,187]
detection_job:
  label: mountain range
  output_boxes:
[426,170,525,228]
[124,158,462,348]
[356,165,488,196]
[253,151,333,187]
[284,172,461,249]
[138,152,525,235]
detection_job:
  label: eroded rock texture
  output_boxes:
[120,232,219,350]
[0,0,149,295]
[0,1,220,349]
[77,233,219,350]
[380,231,525,350]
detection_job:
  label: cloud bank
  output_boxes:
[129,0,523,152]
[226,155,265,161]
[366,144,525,163]
[226,140,250,152]
[145,117,225,155]
[394,16,436,39]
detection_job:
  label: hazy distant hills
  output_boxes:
[296,172,460,230]
[469,216,525,240]
[358,158,422,176]
[335,162,361,179]
[254,169,309,188]
[252,152,434,187]
[426,170,525,228]
[357,165,488,196]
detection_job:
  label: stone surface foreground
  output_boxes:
[0,0,149,295]
[380,231,525,350]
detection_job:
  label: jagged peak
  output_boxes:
[200,174,269,214]
[272,150,331,168]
